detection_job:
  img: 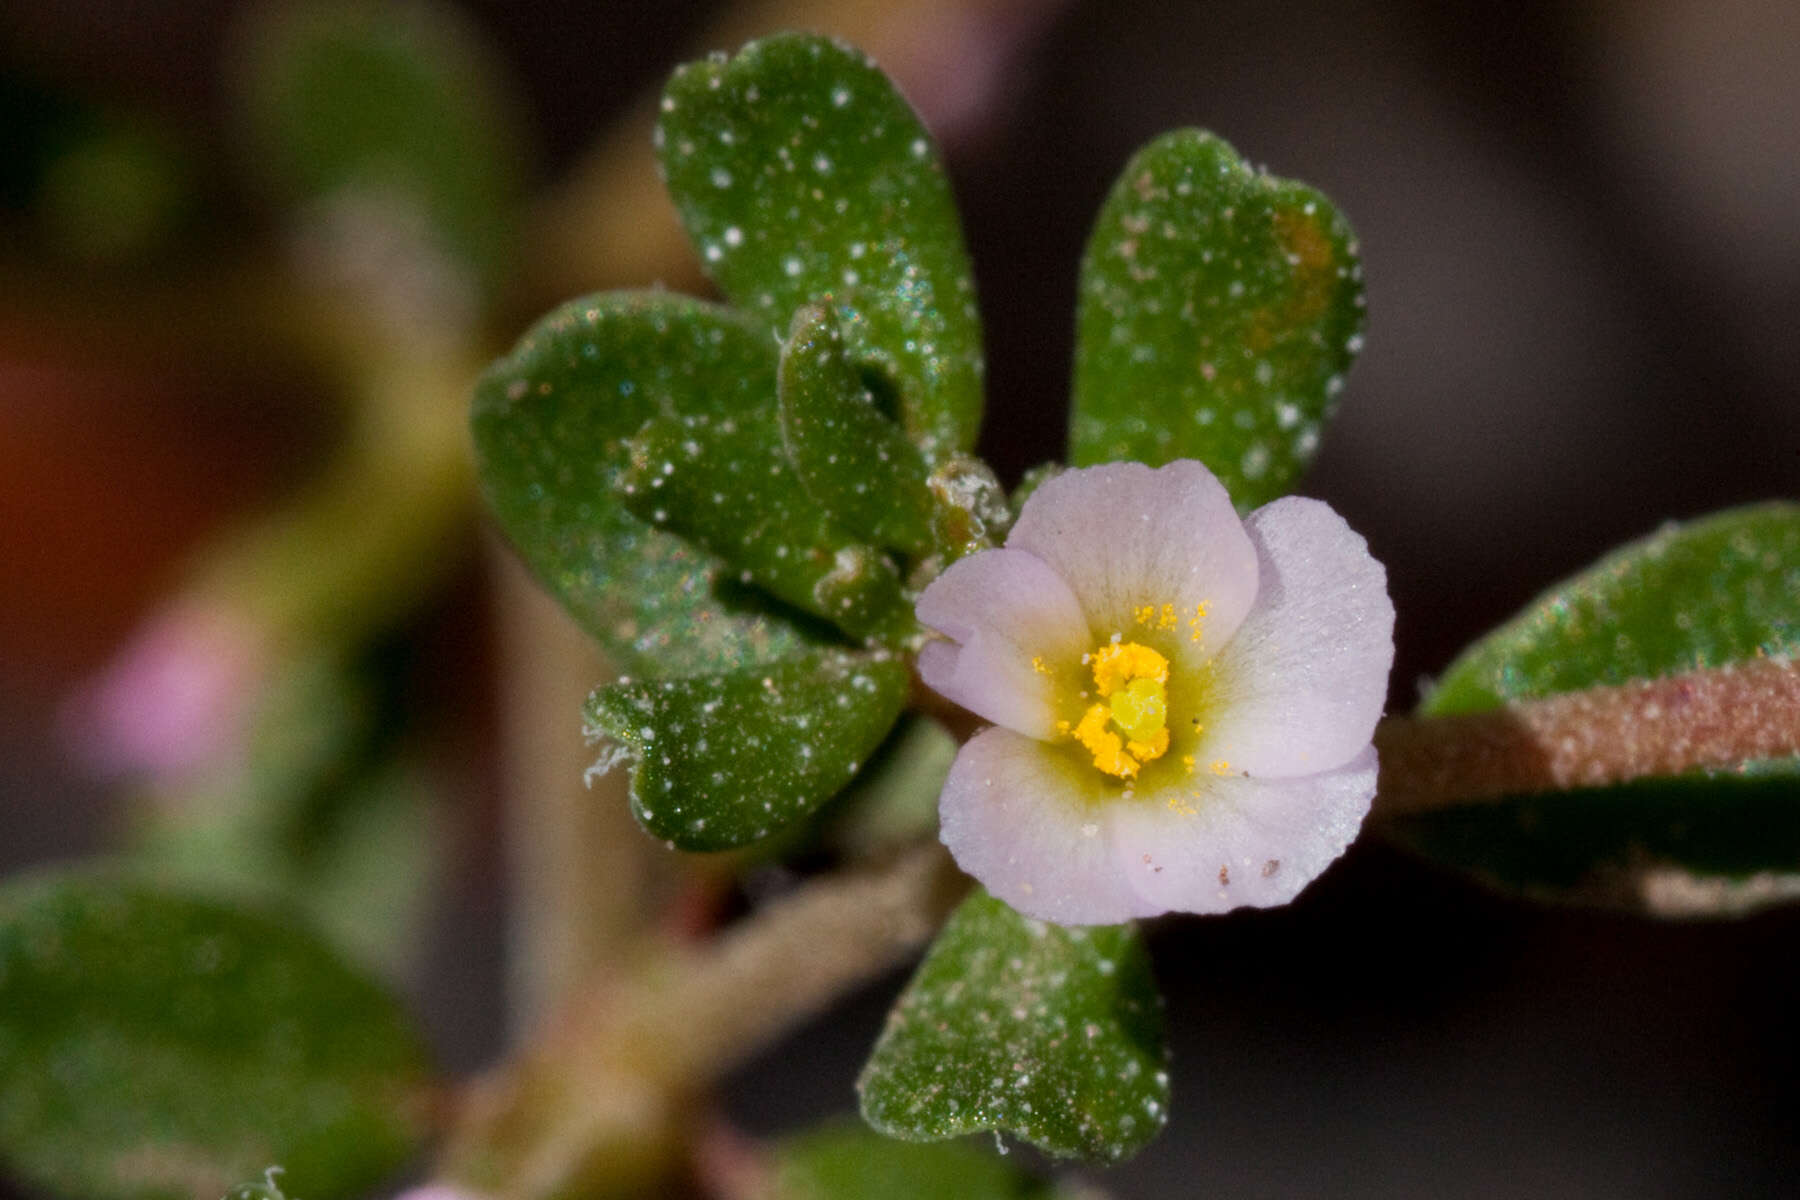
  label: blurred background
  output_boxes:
[3,0,1797,1196]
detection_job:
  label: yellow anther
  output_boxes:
[1091,642,1168,697]
[1126,728,1169,762]
[1071,641,1172,778]
[1073,704,1136,777]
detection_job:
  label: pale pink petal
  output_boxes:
[1006,460,1258,655]
[938,727,1145,925]
[915,547,1089,738]
[1198,497,1394,777]
[1105,746,1377,915]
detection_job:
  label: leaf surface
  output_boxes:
[859,891,1167,1163]
[1071,130,1363,508]
[658,33,983,458]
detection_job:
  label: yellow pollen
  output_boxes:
[1133,603,1178,631]
[1091,642,1168,697]
[1188,601,1209,644]
[1031,655,1051,675]
[1210,759,1231,776]
[1071,641,1172,778]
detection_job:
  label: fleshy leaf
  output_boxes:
[778,303,939,557]
[236,0,524,288]
[1070,130,1363,508]
[0,872,432,1200]
[585,649,909,851]
[618,412,906,639]
[1426,503,1800,711]
[657,32,983,459]
[858,891,1168,1163]
[1396,503,1800,913]
[772,1120,1064,1200]
[473,291,817,676]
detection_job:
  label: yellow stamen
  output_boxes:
[1071,641,1172,778]
[1091,642,1168,697]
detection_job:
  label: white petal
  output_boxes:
[1106,746,1378,915]
[915,548,1089,738]
[1199,497,1395,777]
[1007,460,1259,654]
[938,727,1146,925]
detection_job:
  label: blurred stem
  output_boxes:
[188,297,480,654]
[1372,657,1800,818]
[490,548,679,1039]
[439,842,967,1200]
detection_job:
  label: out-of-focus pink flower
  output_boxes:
[62,602,265,780]
[916,460,1394,925]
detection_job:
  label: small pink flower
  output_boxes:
[916,460,1394,924]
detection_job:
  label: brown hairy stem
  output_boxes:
[1372,657,1800,818]
[441,843,967,1199]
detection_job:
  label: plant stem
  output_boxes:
[440,843,967,1199]
[1371,657,1800,818]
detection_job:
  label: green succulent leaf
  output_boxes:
[236,0,524,287]
[618,411,906,640]
[779,303,939,558]
[1398,503,1800,914]
[1426,503,1800,711]
[657,32,983,458]
[585,649,910,850]
[0,872,432,1200]
[1071,130,1363,508]
[772,1120,1065,1200]
[473,291,820,676]
[858,891,1168,1163]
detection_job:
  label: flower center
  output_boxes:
[1071,641,1171,779]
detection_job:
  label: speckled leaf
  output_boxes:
[473,291,815,676]
[1426,503,1800,711]
[236,0,524,287]
[657,33,983,459]
[858,891,1167,1163]
[772,1120,1064,1200]
[618,412,906,640]
[0,872,432,1200]
[586,649,909,850]
[779,303,939,557]
[1395,503,1800,914]
[1071,130,1363,507]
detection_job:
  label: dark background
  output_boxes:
[4,1,1797,1196]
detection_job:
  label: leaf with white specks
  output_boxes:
[658,33,984,460]
[1071,130,1363,508]
[473,291,824,676]
[585,649,910,851]
[618,409,907,642]
[858,890,1167,1163]
[779,302,939,558]
[0,872,432,1200]
[1395,503,1800,915]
